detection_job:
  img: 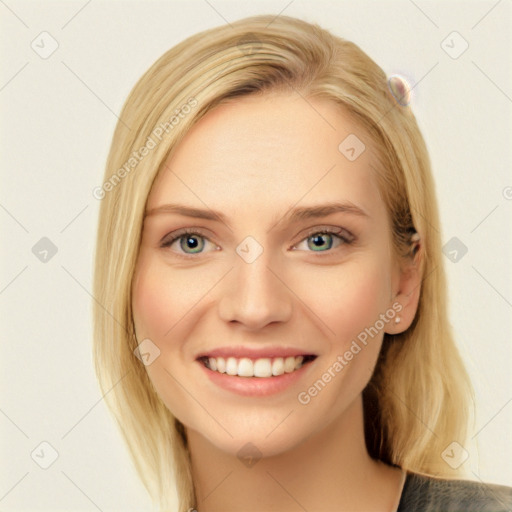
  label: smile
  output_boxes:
[199,355,317,378]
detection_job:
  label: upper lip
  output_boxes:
[196,345,317,360]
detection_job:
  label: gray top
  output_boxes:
[397,471,512,511]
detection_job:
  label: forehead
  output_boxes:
[147,93,385,222]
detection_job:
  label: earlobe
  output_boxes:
[386,245,422,335]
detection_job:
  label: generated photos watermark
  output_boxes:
[298,302,403,405]
[93,97,198,200]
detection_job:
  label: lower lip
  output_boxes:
[197,359,315,397]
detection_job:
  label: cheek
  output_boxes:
[132,254,210,340]
[296,260,392,416]
[132,264,172,340]
[300,256,392,343]
[131,255,202,423]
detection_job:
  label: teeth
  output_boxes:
[203,355,307,378]
[216,357,226,373]
[272,357,285,376]
[226,357,238,376]
[284,356,297,373]
[238,358,254,377]
[253,358,272,378]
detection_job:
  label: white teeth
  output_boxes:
[216,357,226,373]
[226,357,238,376]
[203,355,309,377]
[238,358,253,377]
[284,356,296,373]
[272,357,285,376]
[253,358,272,378]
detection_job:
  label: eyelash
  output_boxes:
[160,227,355,260]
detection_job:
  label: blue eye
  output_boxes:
[294,229,351,253]
[161,227,354,258]
[307,233,335,251]
[179,234,204,254]
[160,230,213,256]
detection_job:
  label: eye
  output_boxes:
[160,226,355,258]
[160,229,216,256]
[293,228,354,253]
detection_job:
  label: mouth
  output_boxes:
[198,354,317,378]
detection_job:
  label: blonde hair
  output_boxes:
[93,14,473,511]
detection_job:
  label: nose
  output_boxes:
[218,255,293,331]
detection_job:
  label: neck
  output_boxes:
[186,396,404,512]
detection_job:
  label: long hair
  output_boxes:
[93,14,473,511]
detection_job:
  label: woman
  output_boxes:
[93,14,512,511]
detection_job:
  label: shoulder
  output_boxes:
[397,471,512,512]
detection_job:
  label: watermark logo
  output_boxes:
[297,302,402,405]
[442,237,468,263]
[93,97,198,200]
[441,441,469,469]
[134,338,161,366]
[441,31,469,60]
[237,442,262,468]
[338,134,366,162]
[237,33,263,56]
[32,237,58,263]
[31,31,59,59]
[31,441,59,469]
[236,236,264,264]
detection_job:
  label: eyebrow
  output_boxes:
[144,201,369,228]
[144,202,370,227]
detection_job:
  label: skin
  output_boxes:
[132,92,421,511]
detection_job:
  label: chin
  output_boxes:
[185,414,310,460]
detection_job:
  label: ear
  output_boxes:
[385,246,422,335]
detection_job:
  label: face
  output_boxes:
[132,92,413,458]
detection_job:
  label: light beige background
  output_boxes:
[1,0,511,510]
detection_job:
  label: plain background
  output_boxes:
[1,0,511,510]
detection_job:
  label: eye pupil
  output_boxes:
[180,235,204,253]
[187,236,198,248]
[308,233,333,251]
